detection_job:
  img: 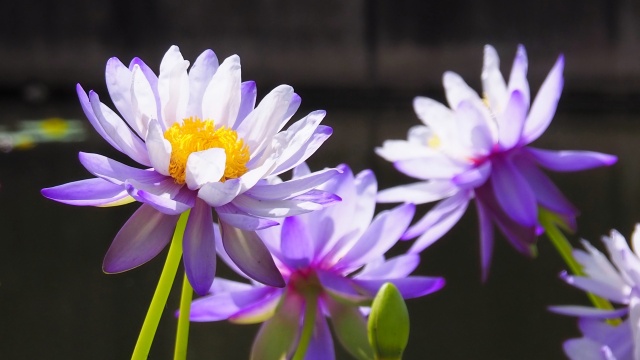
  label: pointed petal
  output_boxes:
[336,203,415,270]
[185,148,226,190]
[443,71,483,109]
[125,178,194,215]
[220,221,285,287]
[560,271,630,304]
[237,85,294,157]
[89,91,152,166]
[497,90,527,149]
[244,167,340,200]
[215,203,279,231]
[490,156,538,227]
[393,155,468,181]
[355,254,421,280]
[158,55,190,127]
[476,199,495,282]
[77,84,123,153]
[41,177,132,207]
[103,204,179,273]
[183,199,216,295]
[105,57,135,126]
[526,148,617,172]
[376,180,457,204]
[130,63,160,135]
[229,289,283,324]
[506,45,530,109]
[189,282,276,322]
[145,119,172,176]
[514,155,578,217]
[452,162,491,189]
[406,191,471,253]
[231,193,332,218]
[202,54,241,128]
[304,314,335,360]
[280,216,313,268]
[316,270,370,305]
[353,276,445,299]
[481,45,508,112]
[236,80,257,124]
[78,152,164,185]
[564,338,614,360]
[521,55,564,144]
[268,109,327,175]
[548,305,629,319]
[186,49,219,119]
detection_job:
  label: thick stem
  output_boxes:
[131,211,190,360]
[539,208,620,325]
[174,272,193,360]
[291,296,318,360]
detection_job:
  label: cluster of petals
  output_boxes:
[189,164,445,359]
[376,44,617,279]
[550,226,640,360]
[41,46,339,295]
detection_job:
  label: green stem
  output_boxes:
[174,273,193,360]
[291,296,318,360]
[539,208,620,325]
[131,211,190,360]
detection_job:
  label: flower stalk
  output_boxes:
[174,273,193,360]
[291,295,319,360]
[132,211,189,360]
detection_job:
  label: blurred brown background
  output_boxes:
[1,1,639,359]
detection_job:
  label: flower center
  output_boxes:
[163,117,250,184]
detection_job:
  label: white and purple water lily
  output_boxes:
[41,46,339,295]
[550,226,640,360]
[189,164,445,360]
[376,44,617,279]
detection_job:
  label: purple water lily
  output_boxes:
[41,46,339,295]
[189,164,444,359]
[550,226,640,360]
[376,44,617,279]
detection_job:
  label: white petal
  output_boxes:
[481,45,508,113]
[159,50,190,127]
[131,64,160,135]
[202,55,241,128]
[185,148,226,190]
[145,119,172,176]
[187,49,219,119]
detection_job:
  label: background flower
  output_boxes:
[189,164,444,359]
[41,46,339,294]
[376,44,617,279]
[550,226,640,360]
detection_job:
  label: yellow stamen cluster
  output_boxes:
[163,117,250,184]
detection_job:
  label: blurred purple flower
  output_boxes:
[376,44,617,279]
[41,46,339,295]
[550,226,640,360]
[189,164,444,359]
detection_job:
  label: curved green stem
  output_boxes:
[539,208,620,325]
[174,272,193,360]
[131,211,190,360]
[291,296,318,360]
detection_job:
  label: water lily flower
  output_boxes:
[189,164,445,359]
[549,226,640,360]
[376,44,617,279]
[41,46,338,295]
